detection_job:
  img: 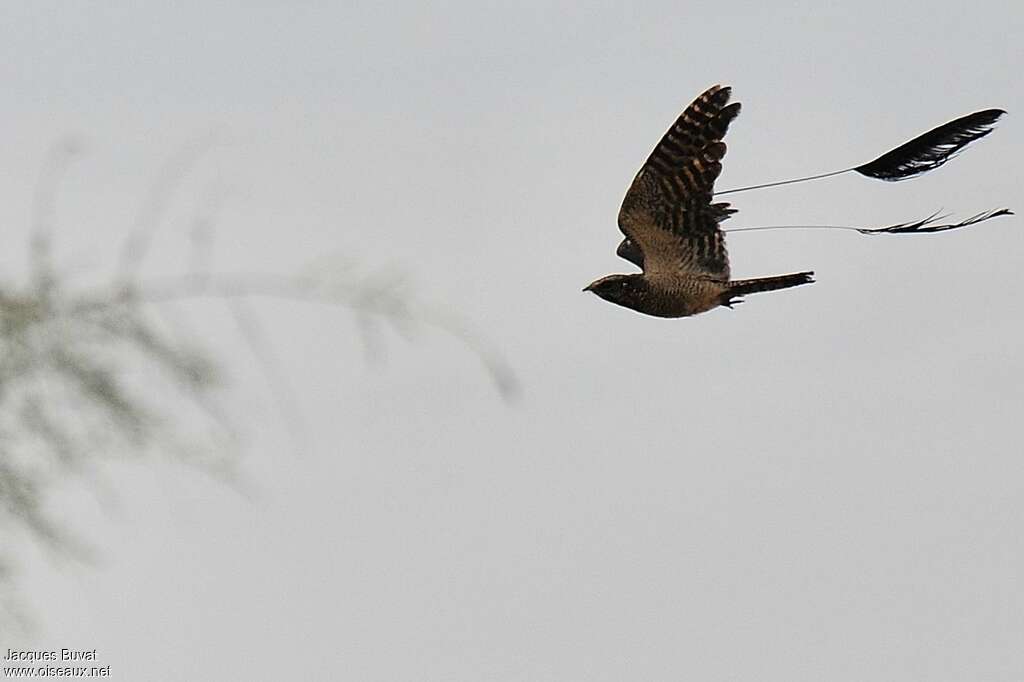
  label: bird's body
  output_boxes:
[585,85,814,317]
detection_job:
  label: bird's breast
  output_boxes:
[635,276,726,318]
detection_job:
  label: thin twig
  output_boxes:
[188,185,228,286]
[116,132,220,287]
[227,298,309,455]
[30,137,85,293]
[78,272,519,400]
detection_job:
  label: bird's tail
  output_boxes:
[723,271,815,304]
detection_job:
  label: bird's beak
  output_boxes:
[583,282,595,292]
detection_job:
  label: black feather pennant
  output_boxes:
[854,109,1006,181]
[856,208,1014,234]
[716,108,1007,196]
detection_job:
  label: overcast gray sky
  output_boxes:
[2,1,1022,680]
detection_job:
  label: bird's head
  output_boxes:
[583,273,644,307]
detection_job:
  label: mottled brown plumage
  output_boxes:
[585,85,814,318]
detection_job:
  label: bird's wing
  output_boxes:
[617,84,740,280]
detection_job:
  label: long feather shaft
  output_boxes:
[713,168,852,196]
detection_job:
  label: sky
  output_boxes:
[2,1,1022,680]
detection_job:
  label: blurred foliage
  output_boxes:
[0,138,516,633]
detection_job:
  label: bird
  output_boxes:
[584,84,813,318]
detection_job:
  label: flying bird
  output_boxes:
[585,85,1010,317]
[584,85,812,317]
